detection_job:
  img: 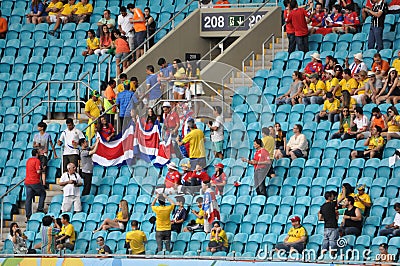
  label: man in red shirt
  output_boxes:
[333,5,360,33]
[287,0,309,53]
[25,149,47,220]
[162,102,180,139]
[0,11,7,39]
[304,53,323,75]
[241,139,272,196]
[156,162,182,195]
[284,0,296,53]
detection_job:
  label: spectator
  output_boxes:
[345,53,368,77]
[145,65,162,108]
[362,71,383,105]
[274,122,287,159]
[215,0,230,8]
[177,120,206,169]
[172,59,187,100]
[275,216,307,253]
[151,193,175,252]
[352,71,368,104]
[117,74,134,92]
[112,30,131,76]
[8,223,30,254]
[144,107,157,130]
[381,106,400,140]
[339,68,358,96]
[361,0,374,21]
[379,203,400,236]
[317,4,343,34]
[97,9,115,37]
[158,58,174,88]
[27,0,45,24]
[358,107,386,139]
[287,0,309,53]
[78,137,100,196]
[93,200,129,232]
[339,196,362,236]
[116,78,138,132]
[304,53,323,75]
[208,106,224,159]
[375,68,400,104]
[372,53,390,79]
[284,0,296,54]
[302,73,326,105]
[95,25,112,55]
[324,56,337,72]
[117,6,134,50]
[49,0,76,34]
[319,191,339,254]
[241,139,272,196]
[343,106,368,139]
[308,3,325,34]
[353,184,372,214]
[155,162,182,195]
[366,0,387,51]
[70,0,93,24]
[55,214,76,250]
[96,236,111,255]
[130,77,139,92]
[261,127,275,157]
[374,243,394,266]
[104,79,117,126]
[85,90,103,142]
[161,101,180,140]
[58,118,85,173]
[392,50,400,75]
[207,221,229,253]
[191,164,211,185]
[97,116,115,141]
[183,197,204,232]
[171,196,187,233]
[201,181,220,233]
[286,124,309,159]
[127,4,146,59]
[186,60,204,116]
[144,7,156,49]
[82,29,100,56]
[211,163,227,195]
[200,0,214,8]
[42,0,63,26]
[325,69,341,97]
[315,92,340,123]
[59,163,83,213]
[25,149,46,221]
[180,162,195,194]
[276,70,303,105]
[126,220,147,254]
[40,216,59,254]
[341,90,357,111]
[337,183,355,211]
[331,107,352,139]
[339,0,355,9]
[333,5,360,33]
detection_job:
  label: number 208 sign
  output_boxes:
[201,11,268,32]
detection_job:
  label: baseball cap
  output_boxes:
[367,71,375,77]
[91,90,100,97]
[162,102,171,108]
[290,216,301,222]
[357,184,366,191]
[214,163,224,169]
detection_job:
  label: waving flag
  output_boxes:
[153,134,172,168]
[133,119,161,162]
[203,188,220,223]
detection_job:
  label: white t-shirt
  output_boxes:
[118,13,134,38]
[59,127,85,155]
[60,172,82,197]
[353,115,369,131]
[394,212,400,227]
[211,115,224,142]
[287,133,309,154]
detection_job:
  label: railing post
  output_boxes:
[252,53,255,78]
[272,35,275,61]
[75,82,78,121]
[48,82,51,119]
[98,60,101,92]
[1,198,4,242]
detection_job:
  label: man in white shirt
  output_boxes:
[379,203,400,236]
[57,118,85,173]
[343,107,369,140]
[208,106,224,159]
[117,6,134,50]
[345,53,368,77]
[286,124,308,160]
[59,163,83,213]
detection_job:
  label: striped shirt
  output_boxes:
[371,0,388,28]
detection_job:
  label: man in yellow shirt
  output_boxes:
[151,193,175,252]
[126,220,147,255]
[183,197,204,232]
[177,121,206,169]
[49,0,76,35]
[55,214,75,250]
[303,73,326,105]
[117,73,135,93]
[43,0,63,24]
[325,69,340,97]
[261,127,275,157]
[71,0,93,23]
[351,126,385,159]
[392,50,400,75]
[315,92,340,123]
[207,221,229,253]
[352,71,368,105]
[354,185,371,214]
[275,216,307,253]
[339,69,358,95]
[85,90,103,142]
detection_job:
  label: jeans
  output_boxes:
[368,26,383,51]
[379,228,400,236]
[339,226,361,237]
[254,167,269,196]
[275,242,305,253]
[322,228,339,250]
[156,230,171,252]
[315,113,340,123]
[288,33,296,54]
[311,96,324,105]
[80,172,92,196]
[303,97,312,105]
[295,35,309,53]
[25,183,46,218]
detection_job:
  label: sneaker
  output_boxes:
[49,30,55,36]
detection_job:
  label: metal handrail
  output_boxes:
[242,51,255,84]
[199,0,271,62]
[97,54,111,91]
[118,0,196,69]
[262,34,275,69]
[281,23,286,51]
[1,178,25,242]
[82,103,118,132]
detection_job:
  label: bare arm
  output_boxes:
[89,138,100,156]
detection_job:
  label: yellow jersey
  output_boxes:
[287,226,307,243]
[74,2,93,15]
[125,230,147,254]
[339,78,358,94]
[388,115,400,132]
[48,1,63,16]
[322,98,340,112]
[151,205,174,231]
[60,223,76,243]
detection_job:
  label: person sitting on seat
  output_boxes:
[183,197,204,232]
[275,216,308,253]
[207,221,228,253]
[351,126,385,159]
[339,196,363,237]
[353,184,372,215]
[379,203,400,237]
[155,162,182,195]
[93,200,129,233]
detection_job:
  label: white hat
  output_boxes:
[162,102,171,108]
[354,53,363,61]
[167,162,178,170]
[389,67,397,74]
[311,53,320,60]
[367,71,375,77]
[325,69,335,76]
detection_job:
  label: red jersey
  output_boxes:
[310,11,325,26]
[253,148,270,170]
[305,61,323,74]
[165,170,181,188]
[182,171,193,183]
[344,12,360,26]
[287,8,309,37]
[25,157,41,185]
[99,123,115,140]
[284,9,295,34]
[366,0,373,8]
[192,171,210,183]
[163,111,179,131]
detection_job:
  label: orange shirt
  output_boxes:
[0,17,7,34]
[132,8,146,32]
[371,60,390,74]
[215,0,230,8]
[115,38,130,54]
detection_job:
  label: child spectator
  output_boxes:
[113,30,130,76]
[308,3,325,34]
[82,29,100,56]
[333,5,360,33]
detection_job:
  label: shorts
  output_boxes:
[213,140,223,153]
[39,155,48,169]
[69,14,89,23]
[60,16,69,23]
[115,52,129,60]
[134,31,146,49]
[355,150,382,159]
[118,222,125,230]
[389,87,400,96]
[173,86,185,95]
[48,15,57,23]
[59,243,74,250]
[352,95,363,105]
[291,149,305,158]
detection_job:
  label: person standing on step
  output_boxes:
[79,137,100,196]
[287,0,309,53]
[59,163,83,213]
